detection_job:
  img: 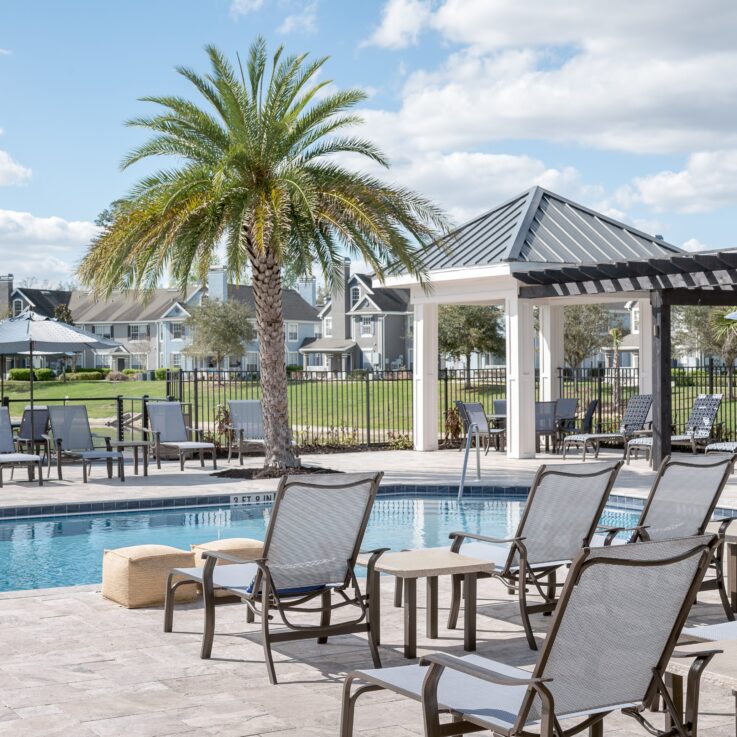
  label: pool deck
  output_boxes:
[1,446,737,515]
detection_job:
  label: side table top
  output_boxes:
[668,639,737,690]
[357,547,494,578]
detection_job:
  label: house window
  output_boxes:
[12,299,23,317]
[129,324,149,341]
[94,354,111,369]
[171,322,184,339]
[632,307,640,334]
[350,286,360,308]
[287,322,298,342]
[306,352,322,367]
[405,315,414,338]
[171,352,182,368]
[130,354,147,370]
[324,317,332,337]
[361,316,373,337]
[95,324,113,339]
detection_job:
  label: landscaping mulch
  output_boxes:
[211,465,342,480]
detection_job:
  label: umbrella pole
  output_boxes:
[29,340,34,421]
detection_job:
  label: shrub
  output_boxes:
[34,368,56,381]
[155,368,168,380]
[106,371,129,382]
[8,368,56,381]
[122,368,139,376]
[349,369,368,379]
[66,371,103,381]
[286,364,303,373]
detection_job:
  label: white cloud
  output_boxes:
[364,0,433,49]
[0,209,100,282]
[229,0,263,18]
[0,150,31,186]
[0,49,11,56]
[278,2,318,34]
[625,151,737,213]
[682,238,711,252]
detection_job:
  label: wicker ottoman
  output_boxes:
[102,544,198,608]
[191,537,264,598]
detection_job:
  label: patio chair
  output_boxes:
[554,397,578,431]
[163,472,384,684]
[456,401,505,454]
[561,393,652,460]
[15,406,50,457]
[535,400,558,453]
[0,407,43,487]
[447,459,622,649]
[145,401,216,471]
[226,399,299,465]
[626,393,722,464]
[46,405,125,483]
[341,535,719,737]
[492,399,506,415]
[595,453,736,620]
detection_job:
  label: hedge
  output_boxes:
[122,368,139,376]
[8,368,56,381]
[65,371,103,381]
[154,367,180,380]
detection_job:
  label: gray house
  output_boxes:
[300,260,413,372]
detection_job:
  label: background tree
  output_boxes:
[672,305,716,362]
[438,305,504,389]
[564,304,610,369]
[184,299,255,369]
[709,307,737,401]
[53,304,74,325]
[77,38,449,469]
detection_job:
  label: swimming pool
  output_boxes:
[0,497,642,592]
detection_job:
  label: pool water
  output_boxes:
[0,498,641,592]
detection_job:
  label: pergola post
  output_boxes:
[538,304,564,401]
[637,298,653,394]
[412,302,438,451]
[505,293,536,458]
[651,290,671,465]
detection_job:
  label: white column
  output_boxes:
[413,302,439,451]
[637,299,653,394]
[538,304,564,401]
[506,294,536,458]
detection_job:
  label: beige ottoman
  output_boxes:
[102,544,197,608]
[191,538,264,598]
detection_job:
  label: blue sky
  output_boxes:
[2,0,737,283]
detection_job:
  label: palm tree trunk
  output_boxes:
[250,250,297,469]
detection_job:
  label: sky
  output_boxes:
[2,0,737,285]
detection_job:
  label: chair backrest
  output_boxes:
[519,535,716,727]
[506,461,622,570]
[555,398,578,421]
[581,399,598,433]
[48,405,94,452]
[683,394,722,439]
[458,402,489,434]
[535,401,557,433]
[492,399,506,415]
[618,394,652,433]
[0,407,15,453]
[146,401,189,442]
[638,455,734,540]
[228,400,265,440]
[259,472,382,592]
[19,407,49,442]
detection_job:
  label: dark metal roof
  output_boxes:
[13,288,72,318]
[227,285,319,321]
[422,186,682,271]
[70,288,196,323]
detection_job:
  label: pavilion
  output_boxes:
[385,186,737,466]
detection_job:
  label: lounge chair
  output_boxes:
[164,472,384,684]
[456,401,505,454]
[15,406,50,457]
[626,393,722,463]
[705,439,737,457]
[341,535,719,737]
[596,453,736,620]
[562,393,652,460]
[535,400,558,452]
[145,401,216,471]
[46,405,125,483]
[0,407,43,487]
[447,460,622,649]
[226,399,298,465]
[492,399,506,416]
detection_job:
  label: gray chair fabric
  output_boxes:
[146,401,216,470]
[706,441,737,454]
[0,407,42,485]
[228,400,265,442]
[456,401,504,454]
[343,536,715,737]
[492,400,506,415]
[16,407,49,450]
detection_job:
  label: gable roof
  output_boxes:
[70,288,196,324]
[225,285,319,322]
[421,186,683,272]
[13,288,71,318]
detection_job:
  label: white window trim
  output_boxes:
[12,299,24,317]
[287,322,298,341]
[324,317,332,337]
[360,316,373,337]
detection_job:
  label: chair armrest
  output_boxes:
[419,652,551,687]
[449,531,522,545]
[202,550,265,566]
[712,516,737,536]
[358,547,389,576]
[596,524,648,545]
[186,426,204,441]
[91,433,112,450]
[140,427,156,437]
[671,648,723,659]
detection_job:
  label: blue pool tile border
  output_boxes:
[0,483,735,520]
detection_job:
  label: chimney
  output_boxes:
[206,267,227,302]
[296,275,316,306]
[329,258,351,341]
[0,274,13,316]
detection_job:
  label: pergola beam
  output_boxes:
[651,291,672,466]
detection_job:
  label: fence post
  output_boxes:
[596,362,604,433]
[193,370,200,432]
[178,369,184,402]
[116,395,124,441]
[709,357,715,395]
[365,371,371,447]
[1,396,8,408]
[443,369,449,432]
[141,394,150,441]
[165,370,171,399]
[557,367,563,399]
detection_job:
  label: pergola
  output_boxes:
[382,186,737,464]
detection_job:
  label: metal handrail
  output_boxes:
[458,422,481,500]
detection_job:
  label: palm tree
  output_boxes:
[709,307,737,401]
[78,39,449,469]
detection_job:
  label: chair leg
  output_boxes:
[713,551,736,621]
[447,574,462,629]
[164,572,177,633]
[318,589,331,644]
[37,460,43,486]
[212,449,217,470]
[199,448,204,468]
[106,457,113,478]
[180,452,185,472]
[261,583,278,684]
[393,577,403,608]
[518,562,537,650]
[544,570,556,616]
[200,578,216,660]
[0,467,3,487]
[57,453,63,480]
[27,463,33,482]
[119,455,125,482]
[82,461,87,484]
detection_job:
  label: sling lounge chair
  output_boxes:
[0,407,43,487]
[562,392,651,460]
[15,406,49,457]
[46,405,124,483]
[226,399,298,465]
[626,393,722,463]
[145,401,217,471]
[164,472,384,684]
[535,401,558,453]
[456,401,505,454]
[341,535,720,737]
[447,460,622,649]
[595,453,736,620]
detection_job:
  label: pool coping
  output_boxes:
[0,483,735,521]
